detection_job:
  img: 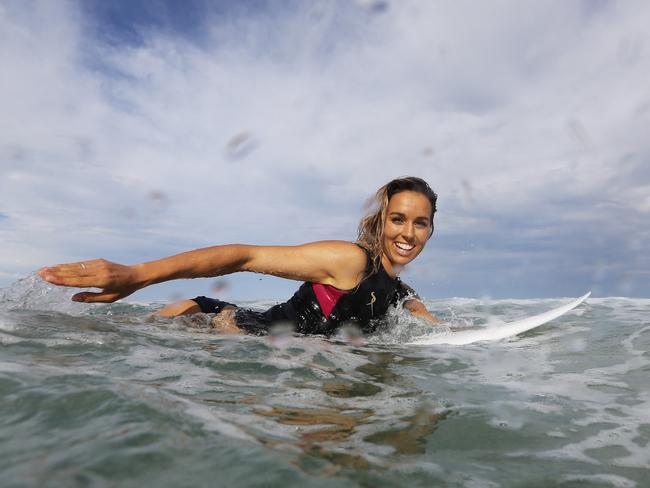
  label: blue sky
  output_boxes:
[1,0,649,302]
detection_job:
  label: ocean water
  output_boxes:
[1,274,649,488]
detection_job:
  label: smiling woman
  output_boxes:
[39,177,440,335]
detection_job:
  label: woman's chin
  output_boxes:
[382,247,421,274]
[384,254,412,274]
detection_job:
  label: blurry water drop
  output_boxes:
[461,179,475,208]
[211,279,230,294]
[357,0,389,13]
[121,207,137,219]
[567,118,590,146]
[337,323,364,345]
[566,337,586,353]
[225,131,258,161]
[148,190,170,205]
[268,321,295,348]
[412,403,436,425]
[309,2,329,20]
[617,37,642,66]
[626,236,644,251]
[167,292,183,302]
[362,195,380,213]
[174,313,212,330]
[76,137,93,159]
[635,100,650,116]
[147,190,170,210]
[592,260,608,282]
[7,171,24,181]
[617,274,635,295]
[269,322,294,337]
[10,145,27,161]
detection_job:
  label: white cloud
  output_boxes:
[1,0,649,298]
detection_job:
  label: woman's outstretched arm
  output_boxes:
[39,241,368,303]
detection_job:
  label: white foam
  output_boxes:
[560,473,637,488]
[0,331,22,345]
[0,360,29,373]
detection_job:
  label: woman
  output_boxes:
[39,176,440,335]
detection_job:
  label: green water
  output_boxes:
[1,292,649,487]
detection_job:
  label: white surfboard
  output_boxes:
[408,292,591,346]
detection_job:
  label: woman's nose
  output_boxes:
[402,222,415,238]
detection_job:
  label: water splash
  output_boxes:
[0,272,93,315]
[370,302,451,344]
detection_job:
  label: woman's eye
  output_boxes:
[415,221,427,228]
[392,217,404,224]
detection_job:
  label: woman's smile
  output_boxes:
[394,241,415,253]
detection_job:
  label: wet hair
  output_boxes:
[357,176,437,273]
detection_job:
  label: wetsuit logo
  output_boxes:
[366,291,376,317]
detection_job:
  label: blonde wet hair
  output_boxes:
[357,176,437,274]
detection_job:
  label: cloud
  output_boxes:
[1,0,649,298]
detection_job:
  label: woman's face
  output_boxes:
[381,191,433,276]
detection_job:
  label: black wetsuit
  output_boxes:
[192,247,410,336]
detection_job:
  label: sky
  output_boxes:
[1,0,649,302]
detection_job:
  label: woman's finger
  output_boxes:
[71,291,122,303]
[40,259,104,277]
[39,259,116,288]
[40,260,138,300]
[39,269,103,288]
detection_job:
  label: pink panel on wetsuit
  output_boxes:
[312,283,347,317]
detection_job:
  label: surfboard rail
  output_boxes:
[407,292,591,346]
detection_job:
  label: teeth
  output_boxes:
[395,242,414,251]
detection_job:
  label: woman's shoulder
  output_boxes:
[308,240,368,265]
[303,240,367,255]
[300,240,369,288]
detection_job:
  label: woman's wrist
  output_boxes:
[132,262,156,288]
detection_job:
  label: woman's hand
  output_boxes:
[404,299,441,324]
[38,259,142,303]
